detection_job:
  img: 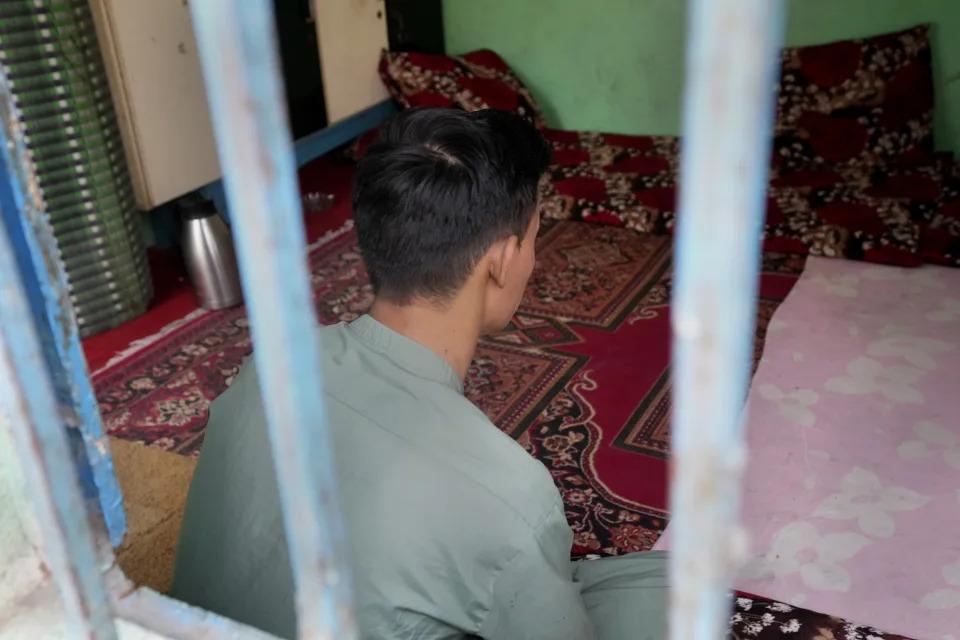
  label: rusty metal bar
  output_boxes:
[0,30,127,546]
[0,83,117,639]
[0,13,290,637]
[669,0,787,638]
[187,1,358,638]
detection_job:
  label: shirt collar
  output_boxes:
[346,315,465,394]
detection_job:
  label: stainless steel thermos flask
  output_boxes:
[179,196,243,310]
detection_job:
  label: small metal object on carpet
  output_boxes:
[303,191,335,213]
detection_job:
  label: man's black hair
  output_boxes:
[352,107,552,305]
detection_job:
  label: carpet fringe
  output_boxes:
[92,308,209,377]
[306,218,354,254]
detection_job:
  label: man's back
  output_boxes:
[173,109,669,640]
[171,316,583,638]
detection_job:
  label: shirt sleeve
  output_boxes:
[478,503,595,640]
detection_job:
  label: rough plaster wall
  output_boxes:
[444,0,960,154]
[0,408,174,639]
[0,408,48,624]
[445,0,685,135]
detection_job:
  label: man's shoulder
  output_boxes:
[315,326,561,531]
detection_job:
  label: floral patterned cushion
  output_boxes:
[378,49,545,127]
[785,155,960,268]
[764,184,921,266]
[728,594,914,639]
[538,128,678,233]
[775,25,935,170]
[352,135,949,270]
[538,129,926,267]
[356,24,956,269]
[921,156,960,267]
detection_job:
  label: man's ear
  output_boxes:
[487,236,520,289]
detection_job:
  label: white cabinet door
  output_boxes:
[313,0,390,124]
[90,0,220,209]
[90,0,389,209]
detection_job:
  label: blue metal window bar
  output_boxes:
[0,0,787,637]
[669,1,787,638]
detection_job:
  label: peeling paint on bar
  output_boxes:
[103,566,281,639]
[0,53,127,546]
[0,105,117,640]
[0,33,262,639]
[188,1,358,638]
[669,1,787,639]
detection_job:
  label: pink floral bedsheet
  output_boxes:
[738,257,960,638]
[658,257,960,638]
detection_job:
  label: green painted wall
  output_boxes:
[443,0,960,154]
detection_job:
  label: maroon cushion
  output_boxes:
[920,156,960,267]
[378,49,545,127]
[775,25,934,170]
[538,129,679,233]
[864,162,945,227]
[541,129,920,268]
[764,185,921,266]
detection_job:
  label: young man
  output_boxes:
[171,108,668,639]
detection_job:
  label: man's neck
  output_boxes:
[368,295,483,380]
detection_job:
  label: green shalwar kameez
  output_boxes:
[172,316,668,639]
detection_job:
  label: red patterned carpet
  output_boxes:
[95,217,803,557]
